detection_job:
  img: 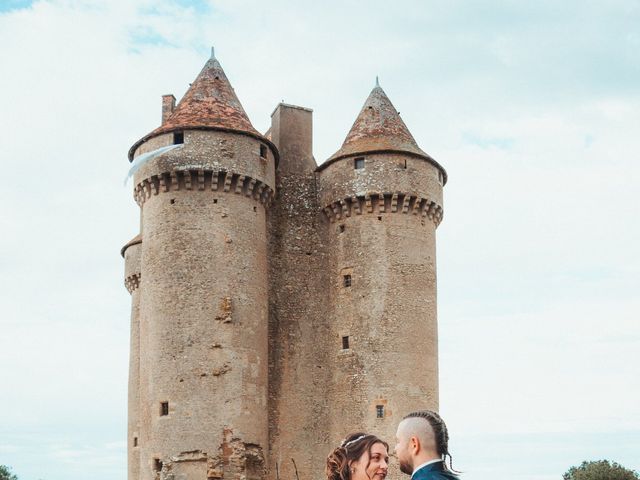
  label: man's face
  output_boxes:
[394,422,413,475]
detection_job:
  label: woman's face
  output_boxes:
[351,442,389,480]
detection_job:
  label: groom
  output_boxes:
[394,410,460,479]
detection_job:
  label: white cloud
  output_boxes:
[1,1,639,479]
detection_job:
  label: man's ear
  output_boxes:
[410,436,420,455]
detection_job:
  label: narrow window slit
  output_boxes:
[343,274,352,287]
[376,405,384,418]
[160,401,169,416]
[342,336,350,349]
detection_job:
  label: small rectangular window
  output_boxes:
[354,157,365,169]
[160,401,169,416]
[343,274,352,287]
[376,405,384,418]
[173,131,184,144]
[260,144,267,158]
[154,458,163,471]
[133,437,138,447]
[342,336,350,349]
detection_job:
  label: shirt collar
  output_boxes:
[411,459,443,478]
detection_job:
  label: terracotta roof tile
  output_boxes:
[320,84,446,183]
[129,52,275,161]
[329,85,428,160]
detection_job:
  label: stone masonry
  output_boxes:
[122,49,447,480]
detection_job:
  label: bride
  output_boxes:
[326,433,389,480]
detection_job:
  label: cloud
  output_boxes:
[1,1,639,479]
[441,296,640,432]
[47,441,125,468]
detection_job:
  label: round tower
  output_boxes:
[126,50,277,480]
[122,234,142,480]
[315,82,446,450]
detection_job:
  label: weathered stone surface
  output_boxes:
[122,54,446,480]
[267,104,332,480]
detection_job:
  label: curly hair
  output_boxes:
[403,410,460,474]
[326,432,389,480]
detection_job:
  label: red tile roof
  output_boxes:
[319,84,446,183]
[129,53,276,162]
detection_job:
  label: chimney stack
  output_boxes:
[161,94,176,124]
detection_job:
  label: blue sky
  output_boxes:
[0,1,639,479]
[0,0,33,13]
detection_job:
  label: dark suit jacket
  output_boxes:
[412,461,459,480]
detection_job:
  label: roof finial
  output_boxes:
[211,46,215,59]
[375,75,380,87]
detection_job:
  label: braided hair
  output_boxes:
[403,410,460,474]
[326,432,389,480]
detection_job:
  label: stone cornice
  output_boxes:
[322,192,443,227]
[133,169,275,208]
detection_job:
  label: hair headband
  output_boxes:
[341,435,369,449]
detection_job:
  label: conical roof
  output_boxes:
[320,83,445,182]
[128,51,275,161]
[120,233,142,257]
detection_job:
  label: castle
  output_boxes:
[122,49,447,480]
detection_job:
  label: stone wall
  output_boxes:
[124,239,142,480]
[267,105,332,480]
[316,151,443,478]
[129,129,276,480]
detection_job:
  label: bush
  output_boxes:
[0,465,18,480]
[564,460,639,480]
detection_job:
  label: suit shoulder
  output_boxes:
[412,464,460,480]
[436,473,460,480]
[430,471,460,480]
[413,470,459,480]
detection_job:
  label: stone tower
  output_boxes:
[122,52,446,480]
[315,82,446,450]
[123,50,277,480]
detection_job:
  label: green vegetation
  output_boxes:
[0,465,18,480]
[564,460,639,480]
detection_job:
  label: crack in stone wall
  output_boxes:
[156,429,265,480]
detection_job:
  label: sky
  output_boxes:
[0,1,639,479]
